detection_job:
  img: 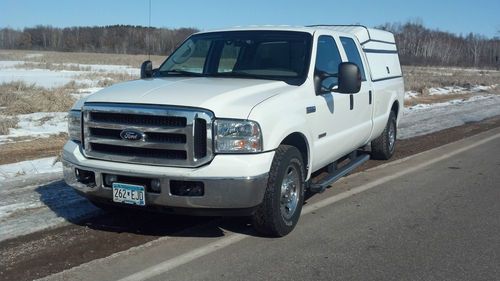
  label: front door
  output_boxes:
[309,34,357,171]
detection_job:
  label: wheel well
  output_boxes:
[280,133,309,174]
[391,101,400,118]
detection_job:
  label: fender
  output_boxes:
[248,90,315,180]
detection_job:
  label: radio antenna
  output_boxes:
[147,0,151,60]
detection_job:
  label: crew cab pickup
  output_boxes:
[63,25,404,236]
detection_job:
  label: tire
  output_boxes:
[371,111,397,160]
[252,145,305,237]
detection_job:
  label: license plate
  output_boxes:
[112,183,145,206]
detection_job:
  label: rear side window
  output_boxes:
[315,35,342,88]
[340,37,366,81]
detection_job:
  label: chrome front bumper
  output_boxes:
[63,141,273,210]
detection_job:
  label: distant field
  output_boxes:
[0,49,498,164]
[0,49,165,67]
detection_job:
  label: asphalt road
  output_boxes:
[41,127,500,281]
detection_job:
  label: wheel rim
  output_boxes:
[280,165,300,220]
[388,120,396,151]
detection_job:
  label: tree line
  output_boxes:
[0,23,499,68]
[0,25,198,55]
[379,21,500,68]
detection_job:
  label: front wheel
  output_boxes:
[371,111,397,160]
[252,145,305,237]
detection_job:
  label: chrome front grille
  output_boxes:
[82,103,213,167]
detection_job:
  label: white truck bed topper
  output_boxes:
[308,25,401,82]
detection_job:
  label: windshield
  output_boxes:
[158,31,313,85]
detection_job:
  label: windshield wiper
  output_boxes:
[210,72,276,80]
[160,69,203,77]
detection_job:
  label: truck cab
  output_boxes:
[63,25,404,236]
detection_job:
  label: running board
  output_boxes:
[309,153,370,193]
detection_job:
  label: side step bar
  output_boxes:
[309,153,370,193]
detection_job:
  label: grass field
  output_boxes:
[0,49,165,67]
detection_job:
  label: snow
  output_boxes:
[24,53,43,59]
[0,61,25,68]
[0,180,100,242]
[0,68,78,88]
[0,157,61,181]
[0,112,68,144]
[0,60,139,87]
[405,85,497,101]
[428,85,495,96]
[406,95,493,110]
[428,86,467,95]
[71,86,104,98]
[64,63,139,74]
[404,91,419,100]
[399,95,500,139]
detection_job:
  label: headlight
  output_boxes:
[68,110,82,142]
[214,119,262,153]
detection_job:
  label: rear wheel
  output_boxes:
[371,111,397,160]
[252,145,305,237]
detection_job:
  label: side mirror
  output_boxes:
[140,60,153,79]
[336,62,361,94]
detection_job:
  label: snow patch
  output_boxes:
[404,91,419,100]
[0,60,139,87]
[0,156,61,181]
[63,63,139,74]
[399,95,500,139]
[0,112,67,143]
[0,68,79,88]
[71,86,104,98]
[428,86,467,95]
[407,95,495,110]
[24,53,43,59]
[0,60,25,68]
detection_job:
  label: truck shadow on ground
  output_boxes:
[35,180,264,239]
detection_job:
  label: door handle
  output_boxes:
[369,90,372,105]
[350,94,354,110]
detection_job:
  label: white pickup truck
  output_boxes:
[63,25,404,236]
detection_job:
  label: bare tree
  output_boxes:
[0,25,198,56]
[379,21,499,68]
[1,23,498,68]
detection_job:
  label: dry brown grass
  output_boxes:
[403,66,500,92]
[404,93,476,107]
[0,49,165,67]
[0,81,77,115]
[0,133,68,165]
[0,116,19,135]
[76,71,136,87]
[14,62,92,71]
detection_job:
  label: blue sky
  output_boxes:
[1,0,499,38]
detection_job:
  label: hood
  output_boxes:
[85,77,293,118]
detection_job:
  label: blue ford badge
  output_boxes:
[120,129,145,141]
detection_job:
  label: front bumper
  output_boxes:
[63,141,273,211]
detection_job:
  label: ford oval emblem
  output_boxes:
[120,129,145,141]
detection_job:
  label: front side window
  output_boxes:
[340,37,366,81]
[314,35,342,90]
[158,31,313,85]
